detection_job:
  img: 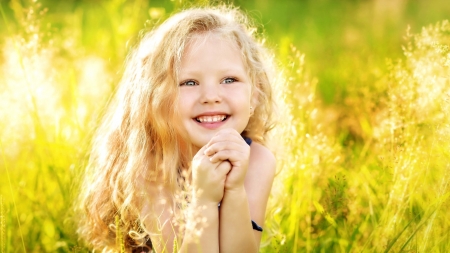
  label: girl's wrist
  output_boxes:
[223,186,247,198]
[192,196,222,208]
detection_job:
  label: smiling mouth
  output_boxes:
[195,115,228,123]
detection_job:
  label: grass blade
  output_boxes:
[383,215,418,253]
[0,140,27,252]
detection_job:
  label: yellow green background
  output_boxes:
[0,0,449,252]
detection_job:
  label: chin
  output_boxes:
[189,137,212,149]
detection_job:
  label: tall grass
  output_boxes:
[263,20,450,253]
[0,0,449,252]
[0,0,114,251]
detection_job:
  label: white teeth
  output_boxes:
[196,115,227,123]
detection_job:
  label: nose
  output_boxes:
[200,82,221,104]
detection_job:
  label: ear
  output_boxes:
[250,85,260,113]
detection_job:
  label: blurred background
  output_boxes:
[0,0,449,252]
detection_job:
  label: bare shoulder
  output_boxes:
[245,142,276,196]
[245,142,276,231]
[249,142,276,178]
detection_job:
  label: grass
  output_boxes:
[1,0,449,252]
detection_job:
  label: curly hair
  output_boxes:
[76,5,277,252]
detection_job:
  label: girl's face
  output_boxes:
[178,34,253,150]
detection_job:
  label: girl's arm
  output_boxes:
[142,193,220,253]
[142,148,231,253]
[204,129,276,253]
[219,142,275,253]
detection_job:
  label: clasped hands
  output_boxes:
[191,128,250,205]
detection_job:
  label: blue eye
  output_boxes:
[180,80,198,86]
[222,77,238,84]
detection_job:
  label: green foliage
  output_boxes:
[0,0,449,252]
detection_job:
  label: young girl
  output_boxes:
[77,5,276,253]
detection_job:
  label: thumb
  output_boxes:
[216,160,232,177]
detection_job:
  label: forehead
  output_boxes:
[188,31,239,49]
[179,33,245,74]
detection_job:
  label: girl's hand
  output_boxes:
[192,145,232,204]
[203,128,250,192]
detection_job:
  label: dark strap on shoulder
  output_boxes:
[243,136,252,146]
[251,220,263,232]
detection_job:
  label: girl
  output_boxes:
[77,5,276,253]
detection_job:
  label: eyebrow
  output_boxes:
[180,66,247,76]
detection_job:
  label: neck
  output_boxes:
[191,145,201,156]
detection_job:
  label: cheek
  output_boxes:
[178,89,196,105]
[178,94,191,114]
[238,89,253,108]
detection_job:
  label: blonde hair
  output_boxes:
[76,5,276,251]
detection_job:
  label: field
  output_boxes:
[1,0,450,252]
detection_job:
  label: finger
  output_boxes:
[212,129,242,141]
[216,160,232,177]
[205,141,244,157]
[204,135,248,156]
[209,149,246,164]
[205,129,242,147]
[193,147,221,173]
